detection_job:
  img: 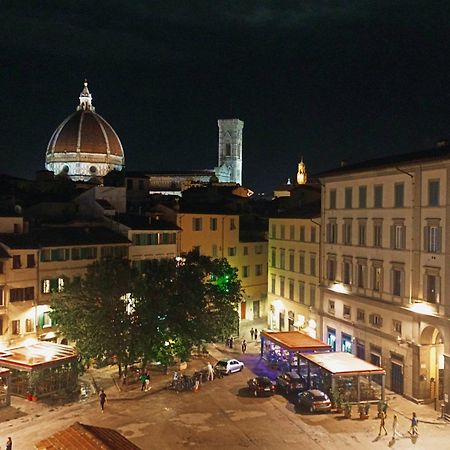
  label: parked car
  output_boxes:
[297,389,332,413]
[215,358,244,375]
[276,371,306,394]
[247,376,275,397]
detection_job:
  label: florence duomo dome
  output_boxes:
[45,81,125,181]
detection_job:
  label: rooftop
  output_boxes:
[261,331,331,352]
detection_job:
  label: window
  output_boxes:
[327,258,336,281]
[328,300,335,314]
[225,143,231,156]
[329,189,337,209]
[12,255,21,269]
[0,262,3,274]
[299,253,305,274]
[27,254,35,268]
[343,260,352,284]
[373,221,383,247]
[243,246,248,256]
[343,305,351,319]
[271,275,276,294]
[357,309,365,322]
[192,218,202,231]
[212,245,218,257]
[345,187,352,209]
[424,223,441,253]
[271,247,276,267]
[210,218,217,231]
[299,282,305,304]
[255,264,263,276]
[310,226,316,243]
[327,221,337,244]
[343,221,352,245]
[43,311,52,328]
[391,222,405,249]
[357,262,365,288]
[280,249,285,269]
[242,266,250,278]
[255,244,263,254]
[230,218,236,230]
[393,319,402,335]
[394,183,404,208]
[359,186,367,208]
[12,320,20,335]
[299,226,305,242]
[310,254,316,276]
[392,268,402,296]
[428,180,439,207]
[309,285,316,307]
[0,316,3,335]
[358,222,366,246]
[289,251,295,271]
[26,318,33,333]
[289,279,294,300]
[289,225,295,240]
[228,247,236,256]
[280,225,285,239]
[369,313,383,328]
[341,333,352,353]
[374,185,383,208]
[271,224,276,239]
[10,287,34,302]
[426,274,439,303]
[0,287,3,306]
[373,265,382,292]
[279,277,285,297]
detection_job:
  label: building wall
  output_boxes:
[320,161,450,403]
[267,216,320,337]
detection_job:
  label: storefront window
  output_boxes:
[327,327,336,351]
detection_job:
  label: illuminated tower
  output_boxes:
[297,157,307,185]
[217,119,244,185]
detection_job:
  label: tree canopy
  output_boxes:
[51,252,242,371]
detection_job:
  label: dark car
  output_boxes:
[247,376,275,397]
[297,389,332,413]
[276,371,306,394]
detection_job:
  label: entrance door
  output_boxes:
[356,342,365,360]
[391,362,404,394]
[371,353,382,385]
[253,300,260,319]
[279,312,285,331]
[240,302,246,320]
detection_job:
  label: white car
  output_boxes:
[215,358,244,375]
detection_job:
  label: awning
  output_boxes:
[261,330,331,352]
[299,351,385,376]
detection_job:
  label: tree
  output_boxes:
[50,258,138,376]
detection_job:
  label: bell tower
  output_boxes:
[297,156,307,185]
[217,118,244,185]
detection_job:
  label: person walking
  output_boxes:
[207,362,214,381]
[392,414,402,440]
[99,389,106,413]
[5,437,12,450]
[378,411,387,436]
[250,328,254,340]
[241,340,247,354]
[144,373,151,391]
[408,412,419,436]
[229,336,234,349]
[140,372,147,391]
[254,329,258,341]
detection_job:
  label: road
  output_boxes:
[0,355,447,449]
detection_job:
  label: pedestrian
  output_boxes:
[250,327,254,340]
[99,388,106,413]
[5,437,12,450]
[408,412,419,436]
[254,329,258,341]
[207,362,214,381]
[140,372,147,391]
[392,414,402,440]
[226,337,230,348]
[229,336,234,348]
[378,411,387,436]
[144,373,151,391]
[242,339,247,354]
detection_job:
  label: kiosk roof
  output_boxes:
[299,351,386,375]
[262,331,331,352]
[0,342,77,371]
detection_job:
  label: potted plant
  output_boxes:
[358,402,369,419]
[332,390,343,413]
[343,402,352,418]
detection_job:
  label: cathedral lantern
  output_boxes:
[297,157,307,185]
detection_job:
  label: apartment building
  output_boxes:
[319,147,450,407]
[177,210,267,321]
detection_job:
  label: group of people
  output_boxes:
[378,410,419,440]
[250,328,258,341]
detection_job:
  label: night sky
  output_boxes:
[2,1,450,192]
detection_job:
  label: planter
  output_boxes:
[26,393,33,401]
[32,395,38,401]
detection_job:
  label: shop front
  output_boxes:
[260,330,331,373]
[0,368,10,407]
